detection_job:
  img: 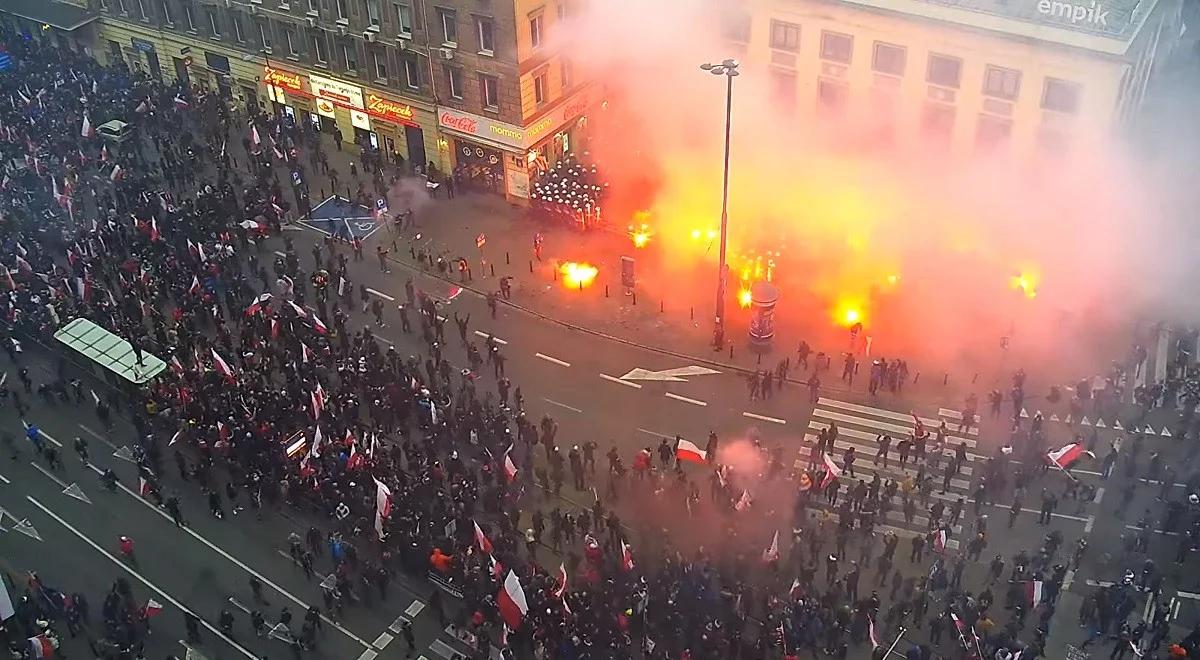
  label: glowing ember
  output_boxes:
[1010,272,1039,299]
[833,299,866,327]
[629,223,652,249]
[560,261,599,288]
[737,288,753,308]
[844,308,861,324]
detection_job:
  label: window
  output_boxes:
[307,0,318,14]
[769,20,800,51]
[872,42,905,76]
[820,31,853,64]
[561,58,572,89]
[404,57,419,89]
[161,0,173,24]
[982,65,1020,101]
[770,68,796,114]
[439,8,457,44]
[336,0,348,21]
[285,28,298,55]
[232,12,244,42]
[447,66,463,98]
[207,9,220,37]
[529,14,542,48]
[476,17,494,55]
[395,4,413,36]
[927,53,961,88]
[1041,77,1081,114]
[183,3,194,30]
[722,11,751,43]
[534,72,547,104]
[365,0,381,26]
[481,74,498,109]
[136,0,148,20]
[342,43,358,71]
[817,78,848,111]
[373,50,387,80]
[975,114,1012,148]
[116,0,127,14]
[99,0,109,13]
[258,21,272,51]
[312,32,327,63]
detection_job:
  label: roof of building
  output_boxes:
[0,0,99,32]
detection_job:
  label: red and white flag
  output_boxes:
[311,383,325,419]
[109,163,123,181]
[143,598,164,618]
[490,554,503,580]
[497,570,529,629]
[138,476,152,497]
[188,275,200,295]
[311,313,329,335]
[287,300,309,318]
[373,477,392,540]
[734,489,752,512]
[933,528,948,554]
[1046,442,1094,470]
[675,438,707,464]
[1026,580,1044,607]
[301,343,315,364]
[502,446,518,482]
[552,562,568,598]
[620,540,635,572]
[173,94,190,110]
[251,124,262,145]
[80,115,94,138]
[244,292,272,316]
[211,349,234,378]
[149,218,161,242]
[912,412,927,439]
[473,520,494,554]
[27,634,54,658]
[217,420,230,441]
[270,318,280,340]
[762,530,780,563]
[309,426,325,458]
[869,617,880,649]
[100,144,109,162]
[820,452,843,490]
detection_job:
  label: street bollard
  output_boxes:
[410,246,416,259]
[729,345,734,359]
[529,260,534,273]
[605,285,609,298]
[632,292,637,305]
[756,352,762,366]
[553,268,557,282]
[506,252,510,265]
[578,280,583,292]
[320,187,326,199]
[914,372,921,384]
[659,300,664,313]
[972,373,979,384]
[690,307,694,321]
[491,263,496,277]
[943,373,949,385]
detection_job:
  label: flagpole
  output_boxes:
[1048,458,1080,483]
[883,626,907,658]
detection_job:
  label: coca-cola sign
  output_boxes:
[439,112,478,134]
[437,107,528,150]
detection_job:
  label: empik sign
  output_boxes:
[1036,0,1110,27]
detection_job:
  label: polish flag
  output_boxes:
[309,426,324,458]
[490,554,503,580]
[138,476,152,497]
[173,94,190,110]
[1046,442,1094,470]
[310,313,329,335]
[270,318,280,340]
[169,356,184,374]
[211,349,234,378]
[762,530,780,563]
[27,634,54,658]
[912,412,927,439]
[80,115,94,138]
[552,562,568,598]
[143,598,164,618]
[497,570,529,629]
[373,477,392,541]
[933,528,948,554]
[109,163,123,181]
[287,300,309,318]
[347,440,364,470]
[244,292,272,316]
[620,540,635,572]
[789,578,804,600]
[149,218,161,242]
[311,383,325,419]
[869,617,880,649]
[473,520,494,555]
[100,144,109,162]
[820,452,843,490]
[301,343,314,364]
[251,124,262,145]
[734,489,752,512]
[675,438,707,464]
[502,446,518,482]
[218,420,231,441]
[950,612,966,633]
[188,275,200,295]
[1026,580,1044,607]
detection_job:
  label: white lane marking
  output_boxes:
[1094,487,1105,504]
[1178,591,1200,600]
[30,462,69,489]
[534,353,571,367]
[405,600,426,617]
[0,473,8,484]
[600,373,642,389]
[664,392,707,407]
[542,398,583,414]
[274,250,287,257]
[1174,597,1182,621]
[1062,569,1075,591]
[367,288,395,302]
[1124,523,1178,536]
[429,639,458,659]
[473,330,508,345]
[86,465,372,649]
[25,495,260,659]
[743,411,787,425]
[819,397,978,437]
[26,424,63,448]
[372,632,394,649]
[78,423,118,451]
[357,650,380,660]
[1084,516,1095,533]
[637,428,675,440]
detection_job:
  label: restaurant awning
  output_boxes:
[0,0,99,32]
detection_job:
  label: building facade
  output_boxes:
[0,0,594,202]
[726,0,1184,156]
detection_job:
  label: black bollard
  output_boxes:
[756,352,762,365]
[972,373,979,384]
[553,268,557,282]
[943,373,949,385]
[490,263,495,277]
[506,252,510,265]
[690,307,694,320]
[605,285,609,298]
[729,345,734,359]
[914,372,921,384]
[659,300,664,313]
[529,260,534,273]
[410,246,416,259]
[632,291,637,305]
[578,280,583,292]
[320,188,326,200]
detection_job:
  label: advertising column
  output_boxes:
[308,73,371,147]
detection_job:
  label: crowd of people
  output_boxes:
[1,28,1200,660]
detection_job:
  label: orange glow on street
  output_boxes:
[560,261,599,289]
[737,288,752,308]
[629,223,652,248]
[833,298,866,327]
[1010,271,1039,299]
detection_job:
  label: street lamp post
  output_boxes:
[700,59,739,349]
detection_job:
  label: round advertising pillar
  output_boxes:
[748,281,780,348]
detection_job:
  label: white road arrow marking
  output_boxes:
[62,483,92,504]
[620,366,721,382]
[13,518,42,541]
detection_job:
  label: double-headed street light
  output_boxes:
[700,59,739,349]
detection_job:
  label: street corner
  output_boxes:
[300,196,385,242]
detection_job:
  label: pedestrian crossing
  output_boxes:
[796,397,987,550]
[419,624,502,660]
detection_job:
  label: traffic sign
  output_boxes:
[291,170,302,186]
[475,234,486,249]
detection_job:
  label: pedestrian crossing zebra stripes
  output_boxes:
[796,397,982,549]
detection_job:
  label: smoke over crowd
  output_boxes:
[553,0,1192,378]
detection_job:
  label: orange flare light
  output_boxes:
[737,288,753,308]
[560,261,598,289]
[628,223,652,249]
[833,299,865,327]
[1010,272,1039,299]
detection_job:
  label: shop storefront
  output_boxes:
[436,107,527,198]
[363,92,428,172]
[522,86,596,176]
[307,73,372,146]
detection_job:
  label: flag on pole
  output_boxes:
[244,292,272,316]
[301,343,315,364]
[80,115,94,138]
[473,520,494,555]
[620,540,635,571]
[933,527,948,554]
[138,476,152,497]
[869,618,880,649]
[251,124,261,145]
[217,421,231,441]
[211,349,234,378]
[311,383,325,419]
[502,446,518,482]
[27,634,54,658]
[675,438,708,464]
[143,598,164,618]
[734,489,752,512]
[309,426,324,458]
[373,478,392,540]
[497,571,529,629]
[1026,580,1044,607]
[173,94,190,110]
[912,412,927,439]
[762,530,780,563]
[109,163,123,181]
[149,218,161,242]
[820,452,843,490]
[552,562,568,598]
[188,275,200,295]
[310,313,329,335]
[287,300,309,318]
[1046,442,1094,470]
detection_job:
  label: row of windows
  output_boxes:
[762,18,1082,114]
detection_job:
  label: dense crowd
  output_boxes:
[2,28,1200,660]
